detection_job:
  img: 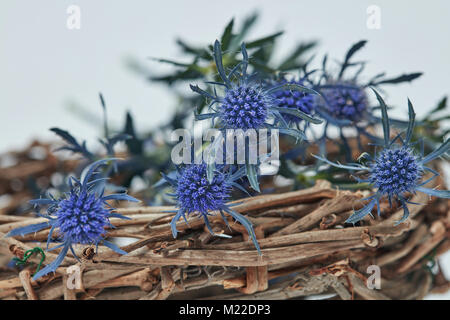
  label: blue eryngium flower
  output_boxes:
[272,79,316,126]
[5,159,139,280]
[312,40,422,158]
[191,40,322,138]
[162,163,261,254]
[319,82,368,124]
[191,40,322,192]
[314,89,450,225]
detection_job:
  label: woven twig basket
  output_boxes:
[0,142,448,300]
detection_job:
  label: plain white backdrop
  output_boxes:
[0,1,449,298]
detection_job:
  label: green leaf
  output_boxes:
[220,18,234,50]
[228,12,258,52]
[405,99,416,144]
[175,39,210,59]
[150,57,191,67]
[245,31,284,49]
[338,40,367,79]
[371,72,423,86]
[372,88,390,147]
[150,68,203,84]
[123,111,143,155]
[278,41,317,71]
[424,96,447,121]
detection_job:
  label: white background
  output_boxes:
[0,1,449,298]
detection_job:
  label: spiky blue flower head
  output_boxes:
[221,84,269,129]
[190,40,322,193]
[56,189,111,244]
[319,82,368,124]
[162,163,261,254]
[190,40,322,138]
[272,79,316,124]
[369,146,422,197]
[314,40,421,134]
[314,89,450,225]
[175,163,231,215]
[5,159,139,280]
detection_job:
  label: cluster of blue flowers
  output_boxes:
[315,91,449,224]
[164,39,449,256]
[5,35,449,280]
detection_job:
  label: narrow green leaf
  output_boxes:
[175,39,210,59]
[245,31,284,49]
[372,88,390,147]
[405,98,416,144]
[371,72,423,86]
[149,57,192,67]
[338,40,367,79]
[220,18,234,50]
[278,41,317,70]
[424,96,447,121]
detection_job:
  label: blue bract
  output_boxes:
[314,89,450,225]
[162,163,261,254]
[5,159,139,280]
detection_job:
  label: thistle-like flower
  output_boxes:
[272,79,316,126]
[314,89,449,225]
[318,82,368,125]
[191,40,322,138]
[5,159,139,280]
[310,40,422,161]
[162,163,261,253]
[191,40,322,191]
[316,41,421,126]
